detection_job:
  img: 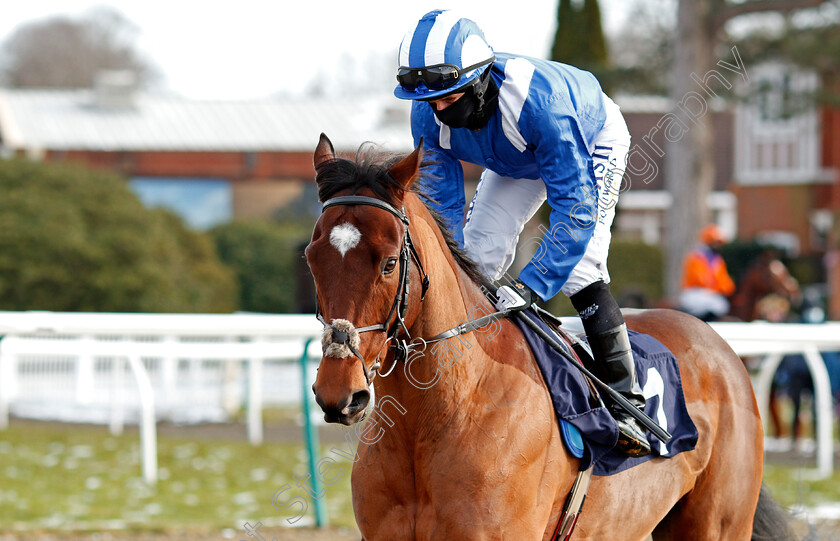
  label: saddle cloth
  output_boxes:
[514,310,698,476]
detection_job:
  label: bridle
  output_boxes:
[314,194,514,388]
[315,195,430,386]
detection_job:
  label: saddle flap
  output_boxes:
[514,309,699,476]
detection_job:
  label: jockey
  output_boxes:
[679,224,736,321]
[394,10,649,457]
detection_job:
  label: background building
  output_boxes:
[0,74,413,229]
[1,68,838,316]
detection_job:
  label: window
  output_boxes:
[130,177,232,230]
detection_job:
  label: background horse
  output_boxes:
[306,134,787,541]
[730,247,801,322]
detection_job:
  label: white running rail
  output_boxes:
[0,312,837,482]
[710,320,840,480]
[0,311,323,484]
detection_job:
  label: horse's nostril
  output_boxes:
[312,388,369,425]
[349,389,371,413]
[311,383,316,395]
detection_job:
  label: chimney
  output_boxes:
[94,70,137,110]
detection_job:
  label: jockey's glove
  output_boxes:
[495,279,537,313]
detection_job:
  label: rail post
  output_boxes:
[300,338,327,527]
[0,337,14,429]
[248,352,264,446]
[127,353,157,485]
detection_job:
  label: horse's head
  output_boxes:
[305,134,424,425]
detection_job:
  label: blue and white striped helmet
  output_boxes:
[394,10,495,101]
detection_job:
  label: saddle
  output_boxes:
[514,308,699,476]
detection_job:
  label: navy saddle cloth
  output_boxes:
[514,310,698,476]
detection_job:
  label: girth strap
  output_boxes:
[551,465,594,541]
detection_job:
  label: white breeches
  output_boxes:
[463,94,631,297]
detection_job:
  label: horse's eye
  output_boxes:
[382,257,398,275]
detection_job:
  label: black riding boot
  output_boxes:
[588,324,651,457]
[571,281,651,458]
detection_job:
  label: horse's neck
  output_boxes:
[408,196,492,347]
[372,198,498,423]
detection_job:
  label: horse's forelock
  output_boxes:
[316,143,407,205]
[315,143,489,287]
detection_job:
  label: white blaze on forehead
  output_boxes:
[329,222,362,257]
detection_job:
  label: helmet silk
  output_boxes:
[395,10,494,101]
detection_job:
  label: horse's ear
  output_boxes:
[314,133,336,171]
[388,137,424,190]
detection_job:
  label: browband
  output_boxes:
[322,196,409,225]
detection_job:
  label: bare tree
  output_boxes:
[304,51,395,97]
[607,0,676,95]
[663,0,829,299]
[0,6,159,89]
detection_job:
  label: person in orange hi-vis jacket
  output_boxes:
[678,224,736,321]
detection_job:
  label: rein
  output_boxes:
[315,194,511,386]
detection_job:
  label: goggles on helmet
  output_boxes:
[396,56,495,92]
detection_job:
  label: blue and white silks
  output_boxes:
[410,53,608,300]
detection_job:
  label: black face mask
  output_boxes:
[430,69,499,131]
[432,93,474,129]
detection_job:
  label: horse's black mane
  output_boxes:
[316,143,488,286]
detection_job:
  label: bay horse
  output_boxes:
[730,248,801,322]
[305,134,788,541]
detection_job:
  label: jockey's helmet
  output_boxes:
[394,10,495,101]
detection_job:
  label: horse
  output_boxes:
[305,134,787,541]
[729,248,801,323]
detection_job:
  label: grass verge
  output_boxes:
[0,422,356,533]
[1,420,837,535]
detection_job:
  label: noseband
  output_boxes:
[315,195,430,386]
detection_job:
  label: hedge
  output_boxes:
[0,158,237,312]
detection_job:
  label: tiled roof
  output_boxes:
[0,88,414,153]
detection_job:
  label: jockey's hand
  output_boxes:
[495,280,537,312]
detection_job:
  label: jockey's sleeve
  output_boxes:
[410,103,467,246]
[518,105,596,301]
